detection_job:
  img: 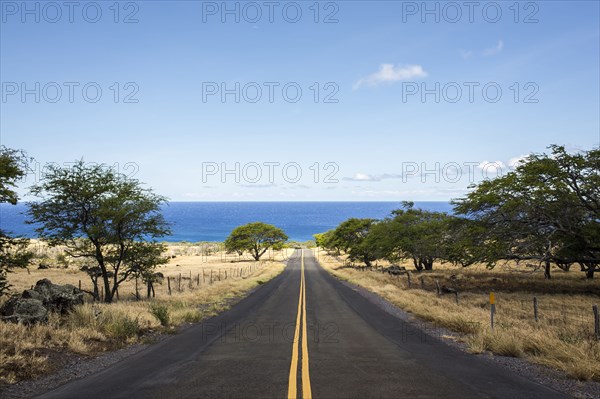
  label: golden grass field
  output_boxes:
[0,242,291,385]
[314,248,600,382]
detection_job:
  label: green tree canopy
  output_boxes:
[28,161,171,302]
[453,145,600,278]
[366,202,453,271]
[224,222,288,261]
[329,218,377,267]
[0,146,33,296]
[314,230,342,255]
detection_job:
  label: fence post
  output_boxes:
[167,276,172,295]
[197,273,200,287]
[407,272,412,288]
[455,290,459,305]
[210,270,213,284]
[593,305,599,340]
[435,280,441,296]
[178,273,182,291]
[78,280,81,291]
[533,297,539,322]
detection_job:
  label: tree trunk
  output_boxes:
[91,277,99,301]
[586,269,595,279]
[252,246,261,261]
[94,244,113,303]
[100,267,112,303]
[423,257,434,271]
[580,262,596,279]
[556,262,571,272]
[544,260,552,280]
[412,257,423,272]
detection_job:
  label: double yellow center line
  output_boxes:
[287,250,312,399]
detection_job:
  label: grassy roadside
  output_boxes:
[0,245,290,386]
[314,249,600,382]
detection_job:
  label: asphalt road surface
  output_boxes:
[39,249,570,399]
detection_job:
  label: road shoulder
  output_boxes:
[324,267,600,399]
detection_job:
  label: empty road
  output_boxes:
[39,249,569,399]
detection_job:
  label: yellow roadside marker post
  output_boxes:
[490,292,496,332]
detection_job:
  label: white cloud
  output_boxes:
[183,191,220,199]
[353,173,374,181]
[462,40,504,59]
[460,49,473,59]
[477,161,507,177]
[350,187,469,198]
[483,40,504,56]
[238,183,277,188]
[353,64,427,90]
[279,184,311,190]
[343,173,403,182]
[508,155,527,168]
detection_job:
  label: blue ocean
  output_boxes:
[0,202,453,242]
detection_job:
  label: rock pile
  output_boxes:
[0,279,84,324]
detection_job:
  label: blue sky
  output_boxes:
[1,0,599,201]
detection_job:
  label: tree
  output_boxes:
[547,145,600,278]
[125,242,169,300]
[28,161,171,302]
[366,202,452,271]
[314,230,341,255]
[224,222,288,261]
[80,265,105,301]
[313,232,327,248]
[442,217,489,268]
[0,146,33,296]
[453,145,600,279]
[330,218,377,267]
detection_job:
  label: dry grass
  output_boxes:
[315,249,600,382]
[0,243,289,385]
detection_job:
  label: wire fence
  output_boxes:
[314,248,600,342]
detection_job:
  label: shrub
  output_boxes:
[105,315,140,341]
[150,304,170,327]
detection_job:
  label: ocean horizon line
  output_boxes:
[1,201,454,242]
